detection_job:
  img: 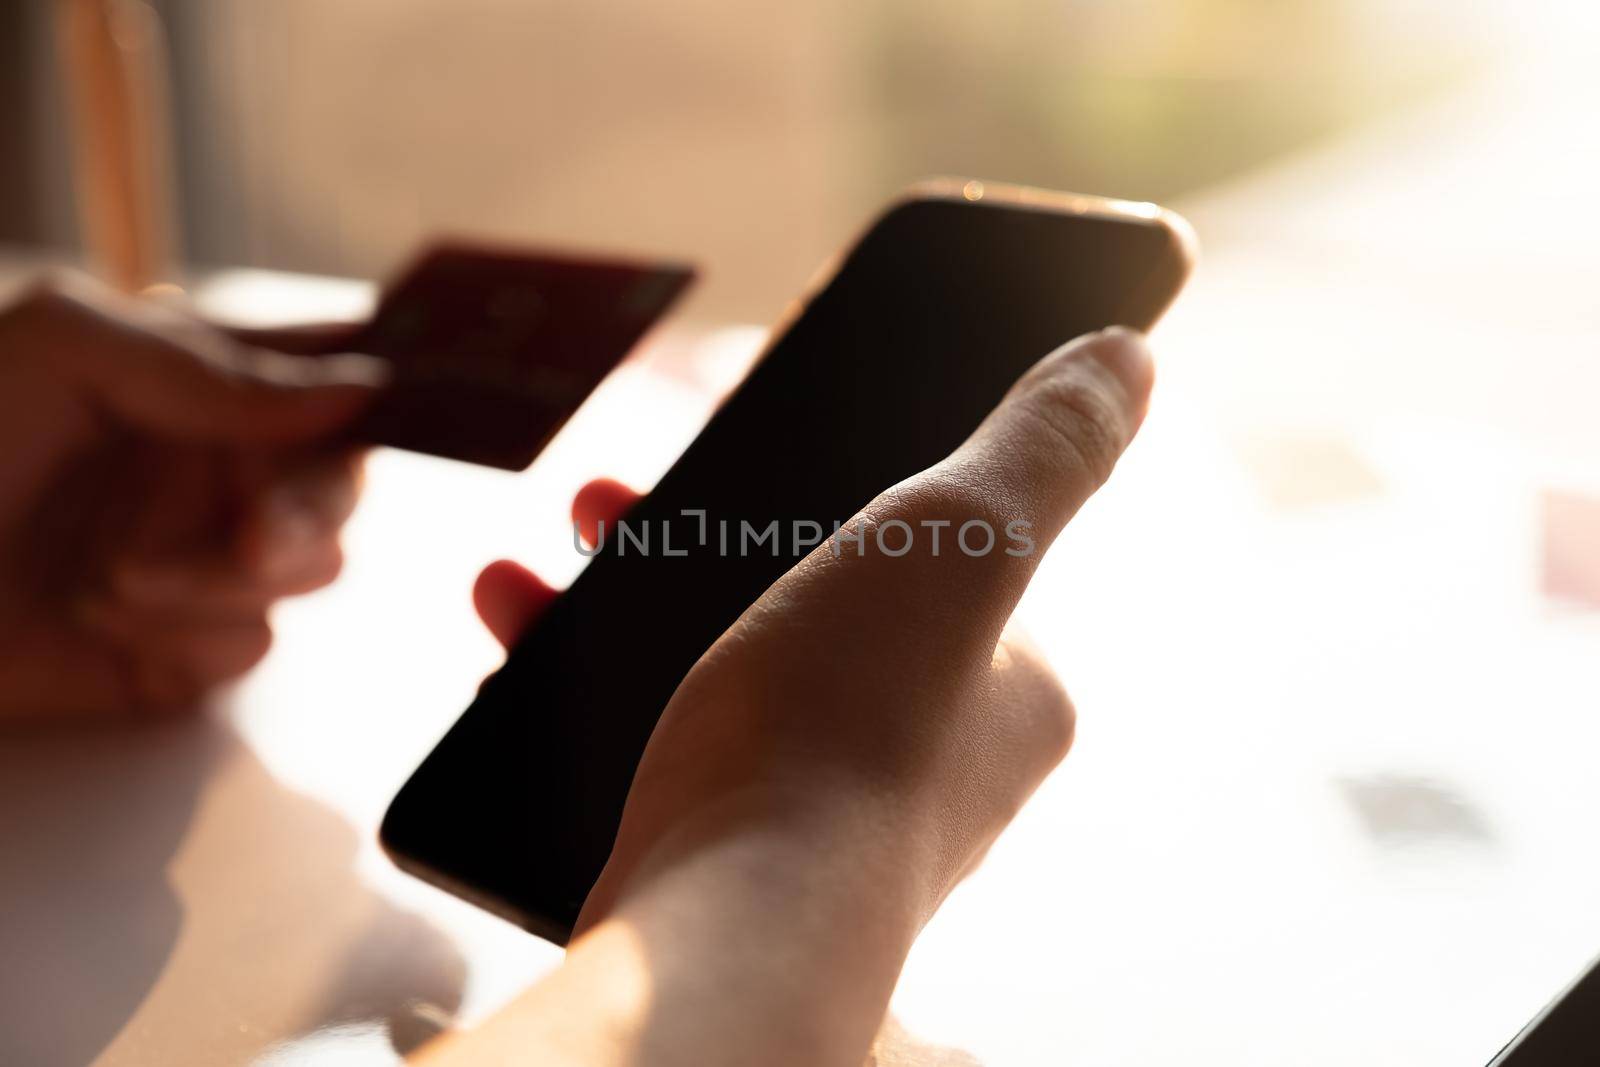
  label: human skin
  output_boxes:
[418,328,1155,1067]
[0,274,1151,1063]
[0,272,382,720]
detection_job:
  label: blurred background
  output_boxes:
[0,0,1513,320]
[5,2,1600,1065]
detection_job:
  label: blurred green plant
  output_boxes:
[859,0,1482,201]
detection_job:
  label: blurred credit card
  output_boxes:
[344,243,695,470]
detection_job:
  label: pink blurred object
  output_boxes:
[1541,489,1600,608]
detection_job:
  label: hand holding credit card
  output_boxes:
[279,242,695,470]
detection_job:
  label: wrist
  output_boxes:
[559,782,936,1066]
[423,791,935,1067]
[595,775,942,933]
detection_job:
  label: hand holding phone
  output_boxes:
[384,182,1196,942]
[414,327,1158,1067]
[574,326,1153,931]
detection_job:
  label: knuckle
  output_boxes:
[1035,671,1077,764]
[213,621,276,682]
[885,466,1019,542]
[240,622,276,672]
[848,476,1021,583]
[309,544,346,591]
[1027,667,1077,764]
[999,638,1077,763]
[198,334,265,381]
[6,272,74,327]
[21,269,72,303]
[295,542,346,595]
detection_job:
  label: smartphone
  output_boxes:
[1486,955,1600,1064]
[381,180,1198,944]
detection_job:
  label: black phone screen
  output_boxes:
[382,192,1193,942]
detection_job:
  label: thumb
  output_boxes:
[815,327,1154,647]
[944,324,1154,561]
[6,272,388,443]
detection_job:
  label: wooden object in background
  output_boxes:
[55,0,178,292]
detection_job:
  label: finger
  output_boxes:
[103,443,359,614]
[936,632,1075,893]
[474,560,559,650]
[572,477,642,548]
[255,539,347,598]
[236,449,365,579]
[822,328,1153,644]
[80,603,275,694]
[218,321,365,356]
[474,475,635,650]
[145,618,275,691]
[940,325,1151,556]
[107,540,345,616]
[2,271,387,443]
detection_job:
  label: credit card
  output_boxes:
[342,242,695,470]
